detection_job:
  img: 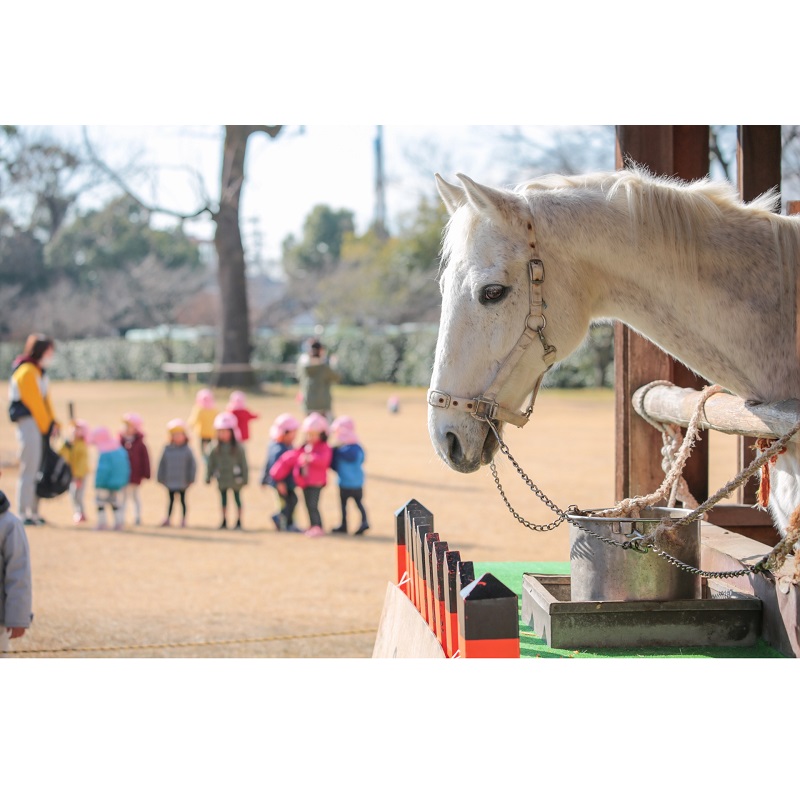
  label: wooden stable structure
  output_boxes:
[615,125,783,531]
[616,125,799,657]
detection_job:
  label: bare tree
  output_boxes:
[83,125,285,387]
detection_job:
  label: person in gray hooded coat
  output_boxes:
[1,479,33,655]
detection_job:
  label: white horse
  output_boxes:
[427,168,800,556]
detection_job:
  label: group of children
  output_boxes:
[263,410,369,538]
[55,388,369,537]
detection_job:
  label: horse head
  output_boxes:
[427,172,586,473]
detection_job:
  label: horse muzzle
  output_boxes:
[428,406,501,472]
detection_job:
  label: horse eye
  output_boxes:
[480,284,508,304]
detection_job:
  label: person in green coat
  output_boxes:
[296,339,340,420]
[206,412,249,530]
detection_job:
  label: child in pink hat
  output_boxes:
[91,426,131,531]
[269,412,332,537]
[262,413,301,531]
[187,388,217,462]
[120,412,151,525]
[206,411,249,530]
[58,418,90,523]
[330,416,369,535]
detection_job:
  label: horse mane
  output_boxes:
[515,167,798,288]
[515,166,782,217]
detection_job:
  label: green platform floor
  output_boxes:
[473,561,784,659]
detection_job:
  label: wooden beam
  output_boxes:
[614,125,711,502]
[701,523,799,658]
[632,382,800,438]
[736,126,783,505]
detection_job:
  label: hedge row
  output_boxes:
[0,324,614,388]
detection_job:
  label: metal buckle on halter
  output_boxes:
[470,396,498,422]
[529,258,544,283]
[427,389,452,410]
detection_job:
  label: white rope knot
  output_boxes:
[593,383,724,524]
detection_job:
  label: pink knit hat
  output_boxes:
[269,413,300,440]
[91,426,119,453]
[227,391,247,411]
[214,411,239,431]
[195,388,215,410]
[301,412,329,435]
[71,418,89,438]
[122,412,144,432]
[331,415,359,445]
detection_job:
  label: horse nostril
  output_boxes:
[446,431,463,464]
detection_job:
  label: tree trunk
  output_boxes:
[213,124,281,387]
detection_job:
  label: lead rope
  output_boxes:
[487,385,800,579]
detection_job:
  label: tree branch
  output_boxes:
[81,126,216,221]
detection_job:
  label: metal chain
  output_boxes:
[486,419,768,579]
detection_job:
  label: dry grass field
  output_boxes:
[1,379,740,658]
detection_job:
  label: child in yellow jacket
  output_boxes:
[58,419,90,523]
[187,388,217,462]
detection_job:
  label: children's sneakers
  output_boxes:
[354,524,370,536]
[271,513,283,531]
[304,525,326,538]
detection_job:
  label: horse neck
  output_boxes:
[532,191,798,402]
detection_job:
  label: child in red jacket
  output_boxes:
[120,412,151,525]
[269,412,332,538]
[226,391,259,443]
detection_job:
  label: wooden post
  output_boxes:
[431,541,449,647]
[614,125,711,503]
[736,126,782,506]
[443,550,462,658]
[457,573,521,659]
[423,532,440,627]
[395,501,411,594]
[397,500,431,598]
[412,519,432,615]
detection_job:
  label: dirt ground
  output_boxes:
[1,380,740,658]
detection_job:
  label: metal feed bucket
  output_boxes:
[567,506,701,602]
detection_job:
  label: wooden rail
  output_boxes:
[632,383,800,439]
[161,361,296,391]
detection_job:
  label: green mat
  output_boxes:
[473,561,784,659]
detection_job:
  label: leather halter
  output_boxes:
[427,239,558,428]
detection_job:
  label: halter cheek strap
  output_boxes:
[427,242,558,428]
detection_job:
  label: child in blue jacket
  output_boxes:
[91,426,131,531]
[261,413,301,532]
[329,416,369,535]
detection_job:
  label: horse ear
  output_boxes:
[456,173,517,224]
[435,173,466,215]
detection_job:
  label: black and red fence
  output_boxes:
[394,499,520,658]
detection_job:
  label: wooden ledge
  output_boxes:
[701,522,798,657]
